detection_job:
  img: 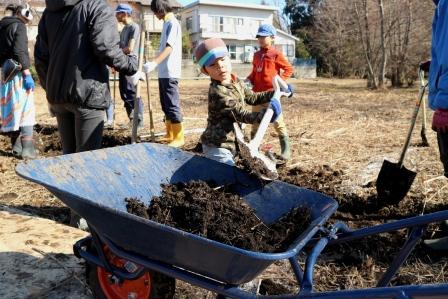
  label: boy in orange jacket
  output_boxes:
[247,24,294,161]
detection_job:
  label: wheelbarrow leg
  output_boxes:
[377,225,426,287]
[289,256,304,286]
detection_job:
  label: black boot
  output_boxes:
[424,236,448,251]
[21,136,38,159]
[423,220,448,250]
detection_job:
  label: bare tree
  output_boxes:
[308,0,433,88]
[378,0,387,88]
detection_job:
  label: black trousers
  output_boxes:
[437,131,448,177]
[50,103,104,154]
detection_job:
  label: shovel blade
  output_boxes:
[376,160,416,205]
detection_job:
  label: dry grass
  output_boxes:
[1,77,448,297]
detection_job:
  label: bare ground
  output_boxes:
[1,78,447,297]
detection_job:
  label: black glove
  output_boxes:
[419,60,431,73]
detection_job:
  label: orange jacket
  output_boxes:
[247,46,294,92]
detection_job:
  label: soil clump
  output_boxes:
[125,180,311,253]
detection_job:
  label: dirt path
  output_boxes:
[0,206,90,298]
[1,78,447,297]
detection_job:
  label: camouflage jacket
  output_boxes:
[201,75,274,152]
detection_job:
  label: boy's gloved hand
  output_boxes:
[243,77,252,88]
[286,84,294,98]
[433,109,448,133]
[131,71,146,86]
[269,98,282,123]
[143,61,157,74]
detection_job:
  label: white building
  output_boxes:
[181,0,299,63]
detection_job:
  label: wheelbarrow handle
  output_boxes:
[250,75,287,149]
[250,108,273,149]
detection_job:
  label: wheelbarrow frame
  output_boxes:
[74,210,448,299]
[15,143,448,298]
[15,143,338,285]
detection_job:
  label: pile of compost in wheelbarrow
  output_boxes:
[125,180,311,253]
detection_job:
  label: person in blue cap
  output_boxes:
[423,0,448,250]
[247,24,294,163]
[115,3,143,129]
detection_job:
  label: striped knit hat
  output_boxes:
[194,38,229,68]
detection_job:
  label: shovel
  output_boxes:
[105,70,117,130]
[376,65,428,204]
[131,21,146,144]
[234,75,290,180]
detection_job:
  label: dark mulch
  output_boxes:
[125,180,311,253]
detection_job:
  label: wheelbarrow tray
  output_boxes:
[16,143,337,285]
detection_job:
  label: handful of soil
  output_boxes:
[125,180,311,253]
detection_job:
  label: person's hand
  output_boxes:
[419,60,431,73]
[432,109,448,133]
[269,98,282,123]
[23,74,35,91]
[122,47,131,55]
[243,77,252,88]
[283,83,294,98]
[143,61,157,74]
[131,71,146,86]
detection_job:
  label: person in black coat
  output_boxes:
[0,3,37,159]
[34,0,138,230]
[34,0,138,155]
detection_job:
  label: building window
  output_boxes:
[227,45,237,59]
[186,16,193,31]
[237,18,244,26]
[212,16,224,32]
[225,17,238,34]
[287,44,294,57]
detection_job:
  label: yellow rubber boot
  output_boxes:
[160,120,173,143]
[168,122,185,148]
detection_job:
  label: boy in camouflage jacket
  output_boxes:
[194,38,282,166]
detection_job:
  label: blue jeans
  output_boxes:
[202,144,235,166]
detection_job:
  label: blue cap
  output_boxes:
[116,3,133,14]
[256,24,276,37]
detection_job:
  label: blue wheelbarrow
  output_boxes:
[16,143,448,298]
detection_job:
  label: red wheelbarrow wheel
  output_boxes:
[86,245,175,299]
